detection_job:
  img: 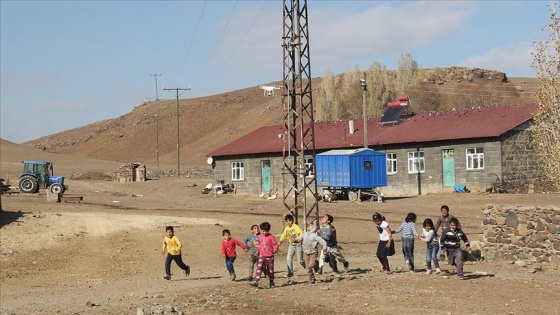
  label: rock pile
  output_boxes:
[420,67,507,85]
[480,204,560,264]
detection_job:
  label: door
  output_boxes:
[442,149,455,187]
[261,160,272,192]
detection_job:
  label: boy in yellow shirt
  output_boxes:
[161,226,190,280]
[279,214,305,278]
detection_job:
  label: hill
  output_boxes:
[0,138,123,181]
[12,67,538,170]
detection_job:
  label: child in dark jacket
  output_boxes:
[440,218,471,280]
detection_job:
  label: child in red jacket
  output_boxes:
[221,229,248,281]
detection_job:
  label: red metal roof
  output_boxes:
[208,104,537,157]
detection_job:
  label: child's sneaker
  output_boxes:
[184,266,190,276]
[230,273,236,281]
[459,276,465,280]
[269,281,276,288]
[426,269,432,275]
[343,262,349,271]
[163,275,171,280]
[435,268,442,274]
[250,281,258,287]
[309,279,316,285]
[405,261,411,271]
[286,272,294,278]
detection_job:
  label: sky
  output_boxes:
[0,1,551,143]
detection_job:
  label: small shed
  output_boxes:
[117,163,147,182]
[316,148,387,189]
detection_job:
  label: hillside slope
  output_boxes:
[19,68,538,169]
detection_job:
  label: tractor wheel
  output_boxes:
[348,191,358,202]
[50,184,64,195]
[19,176,39,193]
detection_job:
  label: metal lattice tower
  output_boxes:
[281,0,318,227]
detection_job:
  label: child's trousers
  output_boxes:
[447,248,464,276]
[165,253,189,276]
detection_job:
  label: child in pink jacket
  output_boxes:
[250,222,279,288]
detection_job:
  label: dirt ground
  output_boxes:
[1,177,559,315]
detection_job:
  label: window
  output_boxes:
[408,151,425,173]
[231,161,244,180]
[304,157,315,177]
[466,148,484,170]
[386,153,397,174]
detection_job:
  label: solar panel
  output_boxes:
[380,106,407,124]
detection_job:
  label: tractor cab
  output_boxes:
[19,160,65,194]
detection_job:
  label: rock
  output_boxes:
[514,260,527,267]
[506,212,518,228]
[516,224,528,236]
[546,223,556,234]
[137,308,145,315]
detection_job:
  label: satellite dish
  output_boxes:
[207,157,214,165]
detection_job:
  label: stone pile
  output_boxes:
[420,67,507,85]
[146,168,212,179]
[480,204,560,264]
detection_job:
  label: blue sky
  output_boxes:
[0,1,550,143]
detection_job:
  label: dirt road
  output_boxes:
[1,178,559,314]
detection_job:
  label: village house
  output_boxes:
[207,104,540,197]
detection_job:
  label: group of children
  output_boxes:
[372,205,471,279]
[161,205,471,287]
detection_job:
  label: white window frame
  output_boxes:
[466,148,484,170]
[304,157,315,178]
[408,151,425,173]
[231,161,244,181]
[386,153,397,174]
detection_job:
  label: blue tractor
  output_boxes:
[18,160,66,194]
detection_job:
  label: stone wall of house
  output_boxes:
[501,123,554,193]
[480,204,560,265]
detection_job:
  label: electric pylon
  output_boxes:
[281,0,319,227]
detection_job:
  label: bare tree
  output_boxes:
[316,70,340,121]
[396,52,419,96]
[531,1,560,190]
[366,61,394,118]
[340,64,362,119]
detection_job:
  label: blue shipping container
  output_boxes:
[316,148,387,189]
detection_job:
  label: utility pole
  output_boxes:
[163,87,191,178]
[150,74,161,100]
[361,72,368,148]
[155,114,159,167]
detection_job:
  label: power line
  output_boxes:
[171,1,208,87]
[191,1,238,84]
[196,1,268,87]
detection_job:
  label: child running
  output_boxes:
[317,214,349,274]
[279,214,305,278]
[293,222,327,284]
[243,224,260,281]
[372,213,394,274]
[161,226,190,280]
[221,229,248,281]
[392,212,419,272]
[250,222,279,288]
[440,218,471,280]
[419,218,441,274]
